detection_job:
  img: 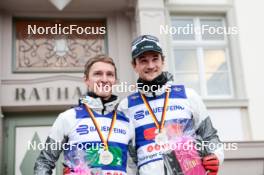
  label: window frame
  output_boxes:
[169,15,234,99]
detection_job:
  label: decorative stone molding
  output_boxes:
[142,12,162,18]
[14,18,106,72]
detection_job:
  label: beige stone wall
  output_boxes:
[220,142,264,174]
[234,0,264,140]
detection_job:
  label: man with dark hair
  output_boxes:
[118,35,224,175]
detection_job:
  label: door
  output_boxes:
[3,111,63,175]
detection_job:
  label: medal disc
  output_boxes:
[99,150,114,165]
[155,132,168,145]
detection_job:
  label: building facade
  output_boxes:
[0,0,264,174]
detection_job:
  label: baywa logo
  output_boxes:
[76,125,89,135]
[134,110,145,120]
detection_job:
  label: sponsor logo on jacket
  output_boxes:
[134,105,185,120]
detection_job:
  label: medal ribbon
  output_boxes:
[140,90,170,132]
[84,103,116,151]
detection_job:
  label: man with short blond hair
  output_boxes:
[34,55,135,175]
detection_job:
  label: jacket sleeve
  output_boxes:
[186,88,224,164]
[34,110,73,175]
[34,137,65,175]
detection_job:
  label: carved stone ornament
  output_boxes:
[14,19,107,72]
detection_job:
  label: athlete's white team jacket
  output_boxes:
[118,82,224,175]
[34,95,135,175]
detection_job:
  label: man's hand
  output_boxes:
[202,154,219,175]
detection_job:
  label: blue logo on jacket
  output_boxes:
[76,125,89,135]
[134,110,145,120]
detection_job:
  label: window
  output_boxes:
[170,16,233,98]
